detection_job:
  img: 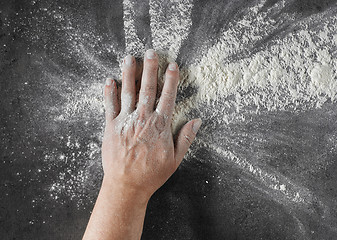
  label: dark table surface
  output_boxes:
[1,0,337,239]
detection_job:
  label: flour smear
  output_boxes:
[23,0,337,229]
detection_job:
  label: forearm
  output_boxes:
[83,178,150,240]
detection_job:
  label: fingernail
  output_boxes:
[146,49,156,59]
[168,62,177,71]
[124,55,133,66]
[106,78,112,86]
[192,118,202,133]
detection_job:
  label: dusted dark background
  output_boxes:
[1,0,337,239]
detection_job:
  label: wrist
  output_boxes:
[101,176,151,207]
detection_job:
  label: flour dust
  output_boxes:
[21,0,337,231]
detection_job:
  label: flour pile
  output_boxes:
[173,3,337,131]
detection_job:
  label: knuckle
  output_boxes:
[166,70,179,79]
[183,134,193,145]
[142,85,157,95]
[161,91,175,101]
[146,85,157,92]
[136,109,147,121]
[154,115,166,132]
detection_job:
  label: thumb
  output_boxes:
[174,118,202,167]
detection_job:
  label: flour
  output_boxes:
[123,0,145,57]
[23,0,337,216]
[114,111,139,134]
[174,9,337,121]
[149,0,193,61]
[205,141,312,206]
[169,6,337,135]
[120,92,133,114]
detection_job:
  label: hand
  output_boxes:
[102,49,202,199]
[83,49,202,240]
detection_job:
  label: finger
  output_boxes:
[156,62,179,119]
[121,55,136,113]
[104,78,120,122]
[174,119,202,167]
[138,49,158,113]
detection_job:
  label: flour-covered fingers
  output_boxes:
[104,78,120,122]
[121,55,136,114]
[156,62,179,119]
[138,49,158,114]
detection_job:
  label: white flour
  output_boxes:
[123,0,146,56]
[149,0,193,61]
[174,6,337,126]
[24,0,337,218]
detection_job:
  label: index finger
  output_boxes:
[156,62,179,119]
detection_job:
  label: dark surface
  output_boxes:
[1,0,337,239]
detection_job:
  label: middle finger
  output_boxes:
[138,49,158,114]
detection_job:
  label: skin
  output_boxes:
[83,49,202,240]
